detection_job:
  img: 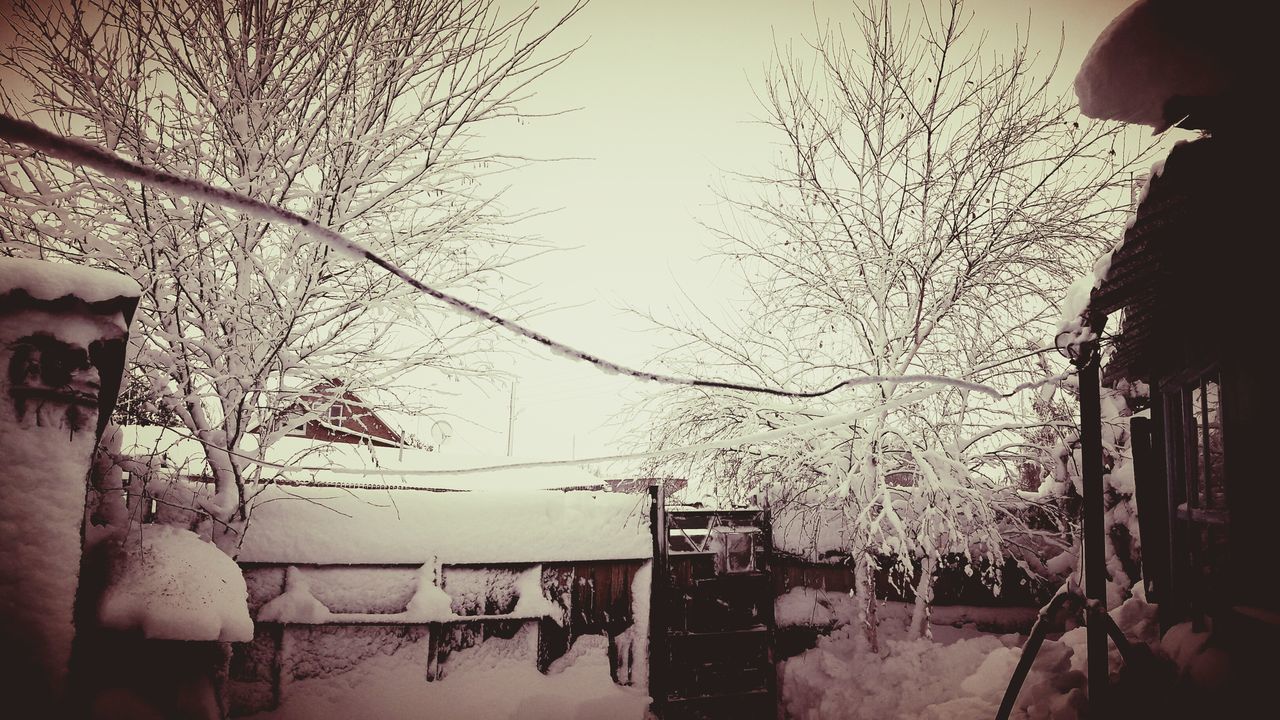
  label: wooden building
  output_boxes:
[1065,2,1276,708]
[276,379,405,448]
[1075,133,1278,715]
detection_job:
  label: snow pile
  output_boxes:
[1073,0,1237,130]
[781,593,1162,719]
[510,565,563,622]
[403,564,455,621]
[1055,246,1117,352]
[0,256,140,309]
[1159,621,1230,690]
[98,524,253,641]
[238,484,650,564]
[0,358,99,695]
[251,630,649,720]
[258,567,332,624]
[0,259,137,698]
[782,620,1016,719]
[776,586,858,628]
[613,560,651,688]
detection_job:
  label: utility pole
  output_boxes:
[506,380,516,457]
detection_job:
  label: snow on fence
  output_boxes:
[224,483,652,717]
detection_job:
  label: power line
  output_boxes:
[130,383,950,478]
[1,114,1034,401]
[124,349,1076,481]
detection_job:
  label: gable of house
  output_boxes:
[283,381,404,448]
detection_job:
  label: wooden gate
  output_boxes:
[648,485,777,719]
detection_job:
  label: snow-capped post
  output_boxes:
[1070,317,1109,713]
[0,257,139,715]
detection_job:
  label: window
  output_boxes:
[710,527,760,575]
[1165,369,1229,614]
[327,403,346,423]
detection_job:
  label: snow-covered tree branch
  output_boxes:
[1,0,583,550]
[635,0,1155,647]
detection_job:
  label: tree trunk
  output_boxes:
[853,553,880,653]
[908,554,937,640]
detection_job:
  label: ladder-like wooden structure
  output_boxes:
[649,484,777,719]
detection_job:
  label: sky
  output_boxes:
[411,0,1137,463]
[0,0,1138,464]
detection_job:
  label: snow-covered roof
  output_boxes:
[122,426,606,491]
[0,257,140,305]
[773,505,849,561]
[237,484,651,565]
[1073,0,1245,131]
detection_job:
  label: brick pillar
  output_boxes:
[0,258,138,714]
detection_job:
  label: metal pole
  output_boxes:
[649,483,667,717]
[1077,342,1109,712]
[506,380,516,456]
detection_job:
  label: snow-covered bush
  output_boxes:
[1034,378,1147,608]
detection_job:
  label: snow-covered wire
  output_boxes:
[137,385,948,478]
[0,115,1038,400]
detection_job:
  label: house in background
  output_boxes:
[275,379,405,448]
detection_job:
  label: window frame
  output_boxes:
[1161,364,1230,619]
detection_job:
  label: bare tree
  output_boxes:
[0,0,582,550]
[638,0,1150,647]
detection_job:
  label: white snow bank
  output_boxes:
[251,630,649,720]
[776,586,858,628]
[773,505,848,559]
[238,484,650,564]
[1073,0,1236,130]
[0,257,139,304]
[782,621,1015,719]
[613,560,651,689]
[99,525,253,641]
[781,595,1160,719]
[1160,621,1230,690]
[257,567,332,624]
[1056,246,1117,350]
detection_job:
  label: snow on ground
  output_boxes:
[98,524,253,641]
[780,587,1162,720]
[250,632,649,720]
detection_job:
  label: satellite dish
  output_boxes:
[429,420,453,451]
